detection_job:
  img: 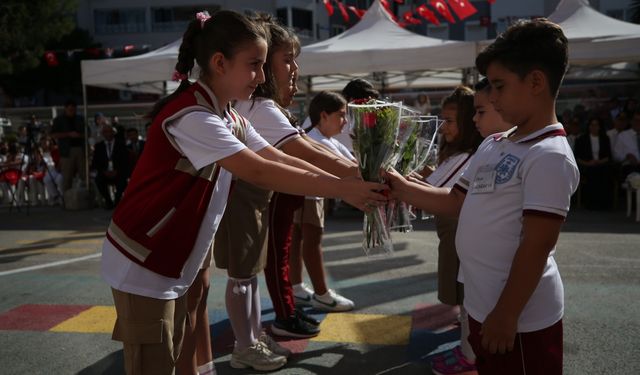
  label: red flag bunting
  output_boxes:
[430,0,456,23]
[487,0,496,4]
[448,0,478,20]
[416,4,441,26]
[323,0,334,16]
[380,0,391,9]
[348,6,366,19]
[395,0,405,3]
[44,51,59,67]
[403,11,422,25]
[336,1,350,22]
[123,45,135,53]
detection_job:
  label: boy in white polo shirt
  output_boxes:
[386,18,579,374]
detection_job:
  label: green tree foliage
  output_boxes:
[0,0,78,75]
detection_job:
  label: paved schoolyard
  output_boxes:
[0,205,638,374]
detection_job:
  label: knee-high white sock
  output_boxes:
[459,306,476,362]
[225,277,255,350]
[250,276,262,338]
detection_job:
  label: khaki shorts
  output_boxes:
[293,199,325,228]
[213,179,273,278]
[111,288,188,375]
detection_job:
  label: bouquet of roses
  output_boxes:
[349,99,402,257]
[386,111,421,232]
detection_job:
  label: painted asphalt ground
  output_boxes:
[0,205,638,374]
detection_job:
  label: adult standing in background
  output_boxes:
[51,99,86,192]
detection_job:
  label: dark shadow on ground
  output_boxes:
[76,350,123,375]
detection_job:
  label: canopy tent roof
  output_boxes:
[548,0,640,41]
[81,39,182,94]
[297,0,476,76]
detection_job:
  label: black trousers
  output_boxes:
[95,172,127,206]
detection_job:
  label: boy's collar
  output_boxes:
[493,124,566,143]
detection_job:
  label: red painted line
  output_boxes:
[411,303,460,331]
[0,304,92,331]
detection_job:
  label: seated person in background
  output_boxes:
[126,127,145,172]
[607,112,629,152]
[574,117,614,210]
[91,125,129,209]
[613,110,640,179]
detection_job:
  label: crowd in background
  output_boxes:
[0,99,146,208]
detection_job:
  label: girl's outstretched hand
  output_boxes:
[339,177,388,212]
[382,168,408,200]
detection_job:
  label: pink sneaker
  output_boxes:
[431,346,476,375]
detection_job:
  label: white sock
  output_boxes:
[225,277,255,350]
[250,276,262,338]
[197,361,216,375]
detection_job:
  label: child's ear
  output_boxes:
[209,52,226,75]
[529,69,547,96]
[320,111,328,122]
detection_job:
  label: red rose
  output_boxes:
[364,112,377,128]
[352,98,370,105]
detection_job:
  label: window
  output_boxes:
[605,9,627,21]
[292,8,313,38]
[331,24,346,37]
[276,7,288,26]
[151,5,221,32]
[95,8,146,34]
[465,22,487,41]
[427,25,449,40]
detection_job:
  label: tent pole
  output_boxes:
[82,84,89,189]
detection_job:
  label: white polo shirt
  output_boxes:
[455,123,579,332]
[235,99,301,149]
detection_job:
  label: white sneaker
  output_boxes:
[293,283,314,307]
[311,289,355,312]
[230,341,287,371]
[258,333,292,358]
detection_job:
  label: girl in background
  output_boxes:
[290,91,356,312]
[425,86,482,375]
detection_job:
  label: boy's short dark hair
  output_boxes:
[474,77,490,92]
[341,78,380,102]
[475,18,568,97]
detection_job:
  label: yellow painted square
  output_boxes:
[50,306,116,333]
[311,313,411,345]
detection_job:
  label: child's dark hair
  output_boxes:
[341,78,380,102]
[438,86,483,165]
[149,10,266,119]
[306,91,347,132]
[475,18,568,98]
[250,13,300,125]
[474,77,490,93]
[251,13,300,104]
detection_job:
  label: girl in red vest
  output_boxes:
[100,10,387,375]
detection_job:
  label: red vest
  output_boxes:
[106,82,249,278]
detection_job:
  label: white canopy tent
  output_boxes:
[297,0,476,87]
[474,0,640,65]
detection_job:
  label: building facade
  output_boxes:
[76,0,634,50]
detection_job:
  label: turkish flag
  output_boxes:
[448,0,478,20]
[403,11,422,25]
[348,6,366,19]
[430,0,456,23]
[44,51,59,67]
[416,4,441,26]
[336,1,350,22]
[323,0,334,16]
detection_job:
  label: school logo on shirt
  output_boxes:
[494,154,520,184]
